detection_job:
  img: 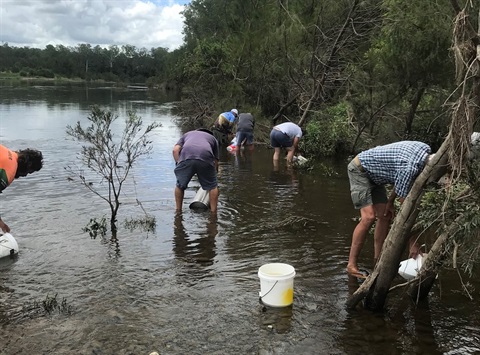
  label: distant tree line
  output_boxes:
[1,0,478,153]
[0,42,180,87]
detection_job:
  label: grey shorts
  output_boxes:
[347,160,387,209]
[174,159,217,191]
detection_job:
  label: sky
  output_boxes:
[0,0,191,51]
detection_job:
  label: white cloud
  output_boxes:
[0,0,189,51]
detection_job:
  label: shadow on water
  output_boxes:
[339,285,442,354]
[173,212,218,266]
[258,303,294,334]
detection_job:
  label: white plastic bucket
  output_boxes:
[0,233,19,258]
[258,263,296,307]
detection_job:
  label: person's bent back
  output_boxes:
[173,129,220,213]
[0,144,43,232]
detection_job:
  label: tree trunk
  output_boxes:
[404,86,425,136]
[409,3,480,301]
[297,0,359,128]
[346,139,449,310]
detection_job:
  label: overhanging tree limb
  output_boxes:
[346,141,449,310]
[347,2,480,310]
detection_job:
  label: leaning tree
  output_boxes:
[347,0,480,310]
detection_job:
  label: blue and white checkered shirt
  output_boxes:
[358,141,431,198]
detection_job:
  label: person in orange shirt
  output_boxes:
[0,144,43,233]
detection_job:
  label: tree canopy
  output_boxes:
[2,0,476,153]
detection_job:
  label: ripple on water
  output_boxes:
[1,90,479,354]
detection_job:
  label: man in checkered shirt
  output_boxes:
[346,141,434,278]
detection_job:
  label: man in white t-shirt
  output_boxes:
[270,122,303,164]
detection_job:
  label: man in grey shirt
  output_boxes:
[235,112,255,152]
[270,122,303,164]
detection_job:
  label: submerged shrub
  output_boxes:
[83,217,107,239]
[123,215,156,233]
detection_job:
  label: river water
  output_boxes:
[0,81,479,354]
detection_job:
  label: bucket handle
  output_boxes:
[259,280,278,300]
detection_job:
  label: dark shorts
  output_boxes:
[347,160,387,209]
[236,131,254,146]
[174,159,217,191]
[270,129,292,148]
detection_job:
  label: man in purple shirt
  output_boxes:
[173,129,220,214]
[346,141,434,278]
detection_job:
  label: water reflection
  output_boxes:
[393,300,440,354]
[341,285,442,354]
[1,83,480,354]
[347,274,364,297]
[258,303,293,334]
[173,212,218,265]
[269,162,299,188]
[232,148,254,172]
[0,253,19,268]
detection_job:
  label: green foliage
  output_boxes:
[417,161,480,276]
[344,0,455,148]
[309,161,339,178]
[367,0,453,88]
[301,102,354,157]
[83,217,108,239]
[407,90,451,149]
[0,42,174,83]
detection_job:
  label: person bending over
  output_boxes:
[270,122,302,164]
[235,112,255,152]
[173,129,220,214]
[0,144,43,233]
[346,140,434,278]
[212,109,238,146]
